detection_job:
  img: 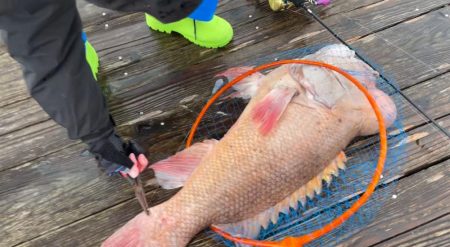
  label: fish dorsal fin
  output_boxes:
[214,151,347,241]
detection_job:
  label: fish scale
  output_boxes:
[102,45,396,247]
[122,100,357,246]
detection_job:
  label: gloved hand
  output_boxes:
[86,132,149,178]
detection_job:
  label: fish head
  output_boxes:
[358,87,397,136]
[297,45,397,136]
[333,80,397,136]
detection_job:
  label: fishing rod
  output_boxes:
[271,0,450,138]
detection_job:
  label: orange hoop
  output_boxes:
[186,60,388,247]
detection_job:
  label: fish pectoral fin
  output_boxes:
[251,86,297,135]
[151,139,218,189]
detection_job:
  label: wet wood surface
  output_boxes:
[373,213,450,247]
[0,0,449,246]
[339,160,450,247]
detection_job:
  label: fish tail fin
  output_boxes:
[151,139,218,189]
[251,87,297,135]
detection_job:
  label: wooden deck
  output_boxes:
[1,0,449,246]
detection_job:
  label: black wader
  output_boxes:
[0,0,201,171]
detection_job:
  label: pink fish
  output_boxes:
[102,44,396,247]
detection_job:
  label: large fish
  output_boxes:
[102,44,397,247]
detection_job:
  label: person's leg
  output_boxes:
[87,0,202,23]
[145,0,233,48]
[0,0,138,173]
[86,0,233,48]
[188,0,218,21]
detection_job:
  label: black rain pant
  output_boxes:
[0,0,201,143]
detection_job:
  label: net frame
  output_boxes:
[185,60,388,247]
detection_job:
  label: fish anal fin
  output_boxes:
[151,139,218,189]
[305,180,316,199]
[216,152,347,241]
[251,86,297,135]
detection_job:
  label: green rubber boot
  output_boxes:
[85,40,99,80]
[145,14,233,48]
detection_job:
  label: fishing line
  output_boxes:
[292,3,450,138]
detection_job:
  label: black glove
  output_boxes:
[86,131,146,176]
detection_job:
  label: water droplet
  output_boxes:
[104,23,109,29]
[118,56,123,60]
[445,14,449,17]
[124,72,128,76]
[102,12,106,16]
[392,194,397,199]
[415,8,419,11]
[380,174,384,179]
[274,58,279,61]
[139,111,144,115]
[255,26,260,30]
[160,122,165,126]
[249,15,253,18]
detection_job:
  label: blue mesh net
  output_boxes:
[181,44,407,246]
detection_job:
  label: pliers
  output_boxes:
[122,174,150,215]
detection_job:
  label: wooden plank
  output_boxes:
[93,0,450,126]
[77,0,129,29]
[373,214,450,247]
[0,99,50,136]
[2,15,450,245]
[402,72,450,128]
[0,53,28,108]
[350,7,450,89]
[0,144,170,247]
[14,127,449,246]
[1,0,448,110]
[0,0,366,173]
[7,111,450,246]
[0,121,76,171]
[0,0,391,124]
[337,160,450,247]
[3,0,446,170]
[380,73,449,141]
[1,2,449,246]
[1,0,447,125]
[0,0,444,201]
[331,0,450,39]
[319,0,384,17]
[0,66,449,246]
[117,69,450,153]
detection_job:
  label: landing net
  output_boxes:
[183,44,407,246]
